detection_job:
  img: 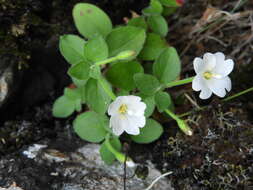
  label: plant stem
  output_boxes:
[95,57,118,66]
[164,109,193,136]
[165,77,194,88]
[179,86,253,118]
[98,77,116,100]
[223,87,253,102]
[105,134,126,163]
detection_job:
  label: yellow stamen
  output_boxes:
[118,104,127,114]
[203,71,212,80]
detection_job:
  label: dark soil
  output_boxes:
[0,0,253,189]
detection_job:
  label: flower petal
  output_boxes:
[224,76,232,92]
[203,53,216,70]
[206,78,230,98]
[199,87,212,99]
[124,115,145,135]
[108,97,123,115]
[213,57,234,77]
[192,75,205,91]
[193,57,204,73]
[110,115,124,136]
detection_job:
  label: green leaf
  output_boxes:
[147,15,168,37]
[52,96,75,118]
[106,26,146,59]
[71,77,88,88]
[138,33,167,61]
[143,95,155,117]
[131,119,163,143]
[89,65,102,79]
[64,86,85,105]
[100,137,122,165]
[73,3,112,39]
[73,111,107,143]
[134,73,161,95]
[143,0,163,15]
[128,17,147,30]
[153,47,181,84]
[86,78,111,114]
[59,34,86,65]
[155,91,172,112]
[68,62,90,80]
[106,61,144,91]
[84,35,108,62]
[159,0,180,7]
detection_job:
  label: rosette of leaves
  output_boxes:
[52,1,182,165]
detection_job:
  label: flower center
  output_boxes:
[118,104,128,114]
[203,71,222,80]
[203,71,212,80]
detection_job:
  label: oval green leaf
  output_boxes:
[106,26,146,59]
[147,15,168,37]
[134,73,161,95]
[128,17,147,30]
[73,3,112,39]
[153,47,181,84]
[73,111,107,143]
[155,91,172,112]
[52,96,75,118]
[106,61,144,91]
[131,119,163,144]
[85,78,111,114]
[139,33,167,61]
[68,62,90,80]
[59,34,86,65]
[84,35,108,62]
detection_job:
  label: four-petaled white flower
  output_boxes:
[108,95,146,136]
[192,52,234,99]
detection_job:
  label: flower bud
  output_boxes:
[176,119,193,136]
[116,50,135,60]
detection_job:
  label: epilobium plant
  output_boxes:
[52,0,235,165]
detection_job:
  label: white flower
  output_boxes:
[192,52,234,99]
[108,95,146,136]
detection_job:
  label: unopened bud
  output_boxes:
[177,119,193,136]
[116,50,135,60]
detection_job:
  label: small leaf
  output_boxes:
[139,33,167,61]
[147,15,168,37]
[106,26,146,59]
[64,88,81,100]
[52,96,75,118]
[153,47,181,84]
[100,137,122,165]
[159,0,180,7]
[134,73,161,95]
[106,61,144,91]
[142,0,163,15]
[143,95,155,117]
[128,17,147,30]
[89,65,102,79]
[84,35,108,62]
[73,111,107,143]
[59,34,86,65]
[85,78,111,114]
[155,91,172,112]
[131,119,163,144]
[71,77,88,88]
[73,3,112,39]
[68,62,90,80]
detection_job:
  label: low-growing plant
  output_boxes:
[52,0,251,166]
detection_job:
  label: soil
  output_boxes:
[0,0,253,189]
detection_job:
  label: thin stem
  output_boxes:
[166,77,194,88]
[179,86,253,118]
[223,87,253,102]
[165,109,193,136]
[95,57,118,66]
[98,78,116,100]
[105,134,126,163]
